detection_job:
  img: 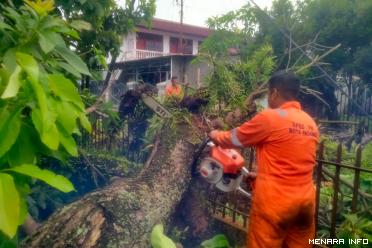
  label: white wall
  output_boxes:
[192,40,199,55]
[163,34,170,54]
[117,30,205,61]
[117,32,136,61]
[171,57,212,86]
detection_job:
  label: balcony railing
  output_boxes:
[120,49,168,61]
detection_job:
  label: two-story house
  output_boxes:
[111,18,212,93]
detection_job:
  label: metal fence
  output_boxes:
[78,94,372,240]
[77,112,149,163]
[208,190,251,233]
[313,85,372,136]
[78,111,372,238]
[207,142,372,240]
[315,141,372,239]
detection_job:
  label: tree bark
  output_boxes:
[22,124,197,248]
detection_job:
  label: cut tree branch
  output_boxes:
[85,55,118,114]
[295,44,341,73]
[138,133,161,178]
[286,31,292,70]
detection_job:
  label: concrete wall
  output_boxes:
[118,30,205,62]
[171,57,212,87]
[117,32,136,61]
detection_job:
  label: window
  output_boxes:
[136,32,163,52]
[198,40,203,50]
[170,37,193,54]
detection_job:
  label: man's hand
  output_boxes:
[208,130,220,144]
[246,172,257,180]
[244,172,257,189]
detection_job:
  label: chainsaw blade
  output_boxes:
[141,93,172,118]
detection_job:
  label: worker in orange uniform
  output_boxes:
[209,70,319,248]
[165,76,183,97]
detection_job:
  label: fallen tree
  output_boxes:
[20,82,278,248]
[22,124,198,248]
[21,74,272,247]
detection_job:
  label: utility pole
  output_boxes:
[176,0,185,82]
[176,0,184,50]
[180,0,184,49]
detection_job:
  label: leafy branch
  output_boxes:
[0,0,92,239]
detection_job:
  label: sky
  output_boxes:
[155,0,273,27]
[118,0,273,27]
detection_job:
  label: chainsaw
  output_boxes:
[120,81,172,119]
[196,139,251,198]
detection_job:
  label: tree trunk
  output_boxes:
[22,124,197,248]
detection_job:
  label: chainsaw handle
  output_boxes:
[237,187,251,198]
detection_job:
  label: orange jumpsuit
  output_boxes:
[213,101,319,248]
[165,84,182,97]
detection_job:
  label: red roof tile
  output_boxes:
[137,18,212,38]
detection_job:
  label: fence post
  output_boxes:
[315,141,325,234]
[351,145,362,213]
[330,143,342,239]
[212,192,218,215]
[232,194,238,223]
[248,148,254,171]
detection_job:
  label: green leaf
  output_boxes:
[3,50,17,72]
[55,46,91,76]
[0,68,11,96]
[70,20,92,31]
[18,197,28,226]
[150,224,177,248]
[17,53,53,139]
[3,7,22,27]
[79,114,92,133]
[0,109,21,158]
[8,125,36,166]
[41,123,60,150]
[56,100,78,134]
[13,181,30,227]
[39,33,55,54]
[0,173,20,238]
[1,66,22,99]
[201,234,230,248]
[58,62,82,78]
[29,77,49,125]
[31,108,43,135]
[16,52,39,82]
[30,99,58,150]
[64,29,80,39]
[4,164,74,193]
[0,21,14,31]
[0,232,18,248]
[344,214,358,225]
[39,31,65,54]
[24,0,54,16]
[49,74,84,109]
[57,123,78,156]
[39,16,65,30]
